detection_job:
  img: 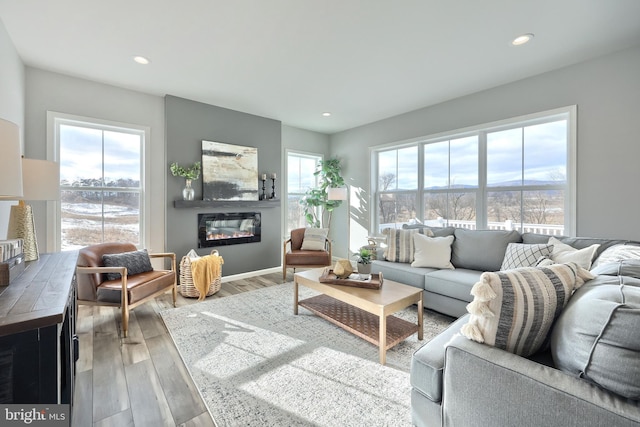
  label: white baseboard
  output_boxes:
[221,266,281,283]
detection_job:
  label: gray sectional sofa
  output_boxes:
[371,226,640,427]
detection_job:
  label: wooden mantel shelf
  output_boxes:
[174,199,280,209]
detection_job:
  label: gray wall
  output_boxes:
[0,19,25,238]
[165,95,282,275]
[24,68,166,253]
[330,44,640,257]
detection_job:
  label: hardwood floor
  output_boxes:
[72,271,291,427]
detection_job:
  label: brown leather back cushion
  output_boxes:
[290,228,306,250]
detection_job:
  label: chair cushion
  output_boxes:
[103,249,153,280]
[97,270,175,304]
[285,250,331,266]
[77,242,138,301]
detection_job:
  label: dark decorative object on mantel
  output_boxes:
[270,173,277,199]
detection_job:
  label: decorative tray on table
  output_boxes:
[318,267,383,289]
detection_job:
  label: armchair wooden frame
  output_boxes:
[283,233,332,279]
[76,252,177,338]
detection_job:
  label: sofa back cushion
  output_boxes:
[451,229,521,271]
[551,275,640,399]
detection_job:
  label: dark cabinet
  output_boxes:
[0,251,77,405]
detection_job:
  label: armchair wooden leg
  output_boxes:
[122,305,129,338]
[283,265,287,280]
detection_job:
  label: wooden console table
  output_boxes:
[0,251,78,405]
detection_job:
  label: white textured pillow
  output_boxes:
[411,234,455,269]
[300,228,329,251]
[549,237,600,269]
[461,263,595,357]
[500,243,553,270]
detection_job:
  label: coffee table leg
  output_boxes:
[418,292,424,340]
[294,279,299,315]
[379,314,386,365]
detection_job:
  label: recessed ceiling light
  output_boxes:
[511,33,534,46]
[133,56,150,65]
[322,112,331,117]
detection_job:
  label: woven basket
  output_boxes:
[179,250,222,298]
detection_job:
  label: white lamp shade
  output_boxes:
[327,187,348,201]
[0,118,23,199]
[22,158,60,201]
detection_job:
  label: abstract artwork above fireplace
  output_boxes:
[202,140,259,201]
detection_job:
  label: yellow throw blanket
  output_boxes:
[190,254,224,300]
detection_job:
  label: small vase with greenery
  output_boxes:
[354,248,373,278]
[170,162,201,201]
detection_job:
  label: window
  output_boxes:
[286,151,322,233]
[373,107,575,235]
[49,113,147,250]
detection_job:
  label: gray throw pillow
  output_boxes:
[551,279,640,399]
[102,249,153,281]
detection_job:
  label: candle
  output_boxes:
[271,173,276,179]
[262,173,267,180]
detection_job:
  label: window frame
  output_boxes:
[284,149,324,234]
[371,106,577,235]
[46,111,151,251]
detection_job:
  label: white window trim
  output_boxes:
[284,149,324,234]
[371,105,577,235]
[46,111,151,251]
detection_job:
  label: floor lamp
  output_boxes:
[7,158,60,261]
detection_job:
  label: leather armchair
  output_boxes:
[76,242,177,337]
[283,228,332,279]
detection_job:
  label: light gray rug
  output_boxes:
[161,283,453,427]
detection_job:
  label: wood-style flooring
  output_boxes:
[72,271,290,427]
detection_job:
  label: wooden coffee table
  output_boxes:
[294,268,423,365]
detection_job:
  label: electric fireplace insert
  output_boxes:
[198,212,261,247]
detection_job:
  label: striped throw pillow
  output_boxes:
[460,263,594,357]
[382,227,434,263]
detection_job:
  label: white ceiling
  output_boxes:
[1,1,640,134]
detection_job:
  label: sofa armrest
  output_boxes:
[442,335,640,427]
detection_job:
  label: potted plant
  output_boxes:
[170,162,201,201]
[299,158,345,230]
[353,247,373,277]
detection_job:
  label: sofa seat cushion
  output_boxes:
[371,260,434,289]
[284,250,331,266]
[97,270,175,304]
[551,275,640,399]
[411,314,469,403]
[451,228,521,271]
[424,269,481,302]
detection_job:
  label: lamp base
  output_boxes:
[7,202,39,262]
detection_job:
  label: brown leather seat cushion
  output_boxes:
[285,250,331,266]
[97,270,176,304]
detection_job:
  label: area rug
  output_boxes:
[161,283,453,427]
